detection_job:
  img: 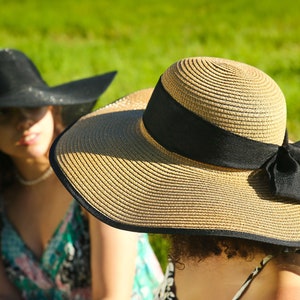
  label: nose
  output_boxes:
[16,109,35,131]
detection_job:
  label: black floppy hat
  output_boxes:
[0,48,117,124]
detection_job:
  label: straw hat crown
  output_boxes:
[161,57,286,144]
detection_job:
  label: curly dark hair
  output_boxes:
[167,234,284,265]
[0,106,64,192]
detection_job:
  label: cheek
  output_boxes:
[41,112,56,143]
[0,127,15,152]
[29,113,55,157]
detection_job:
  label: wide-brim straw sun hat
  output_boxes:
[50,57,300,247]
[0,48,117,125]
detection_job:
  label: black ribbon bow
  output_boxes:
[144,78,300,202]
[265,135,300,201]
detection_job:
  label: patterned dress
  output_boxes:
[1,199,163,299]
[133,233,164,299]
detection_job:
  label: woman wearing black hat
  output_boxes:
[0,49,163,299]
[50,56,300,299]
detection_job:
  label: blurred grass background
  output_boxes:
[1,0,299,269]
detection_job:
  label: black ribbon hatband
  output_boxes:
[142,78,300,201]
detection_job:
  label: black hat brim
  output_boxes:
[0,71,117,108]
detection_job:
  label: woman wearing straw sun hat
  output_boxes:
[0,48,163,299]
[50,56,300,299]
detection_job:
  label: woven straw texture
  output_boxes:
[51,58,300,246]
[162,57,286,144]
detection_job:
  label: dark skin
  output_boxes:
[165,235,300,299]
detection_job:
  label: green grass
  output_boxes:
[1,0,300,269]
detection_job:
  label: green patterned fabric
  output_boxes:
[1,200,163,299]
[1,200,91,299]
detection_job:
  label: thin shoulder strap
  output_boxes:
[232,254,273,300]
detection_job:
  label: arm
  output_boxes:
[0,257,21,300]
[275,253,300,299]
[88,212,138,300]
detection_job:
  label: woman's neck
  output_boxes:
[174,253,277,300]
[12,156,51,183]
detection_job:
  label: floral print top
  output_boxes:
[1,199,163,299]
[133,233,164,299]
[1,200,91,299]
[155,260,176,300]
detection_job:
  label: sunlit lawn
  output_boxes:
[1,0,299,269]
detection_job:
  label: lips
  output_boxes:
[17,132,39,146]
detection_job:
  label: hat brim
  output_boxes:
[50,88,300,247]
[0,71,117,107]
